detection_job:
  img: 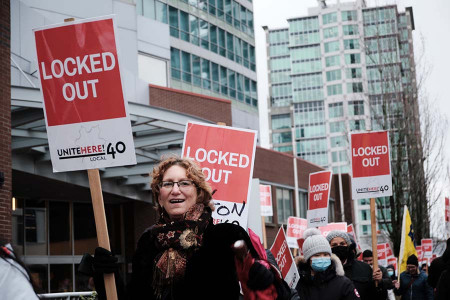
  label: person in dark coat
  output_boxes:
[326,231,384,300]
[428,238,450,289]
[394,254,434,300]
[86,156,280,300]
[295,228,360,300]
[435,266,450,300]
[362,249,394,299]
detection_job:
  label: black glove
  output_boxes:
[247,261,274,291]
[92,247,119,274]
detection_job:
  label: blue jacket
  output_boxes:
[394,270,433,300]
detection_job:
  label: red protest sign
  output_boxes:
[182,122,256,227]
[386,243,393,257]
[33,16,136,172]
[297,238,305,255]
[318,222,347,238]
[350,131,392,199]
[377,243,387,266]
[286,217,307,248]
[307,170,332,227]
[35,18,126,127]
[260,185,273,217]
[387,257,398,271]
[446,197,450,232]
[421,239,433,259]
[270,227,300,288]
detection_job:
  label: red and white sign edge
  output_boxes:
[270,227,300,288]
[350,131,393,200]
[260,185,273,217]
[181,121,257,228]
[33,15,136,172]
[307,170,332,228]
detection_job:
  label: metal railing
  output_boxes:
[38,291,95,300]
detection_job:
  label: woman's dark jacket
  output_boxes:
[130,221,261,300]
[394,270,434,300]
[295,254,360,300]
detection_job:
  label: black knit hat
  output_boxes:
[407,254,418,266]
[362,250,373,258]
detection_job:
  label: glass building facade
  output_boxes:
[136,0,258,114]
[265,0,417,241]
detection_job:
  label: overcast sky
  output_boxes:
[253,0,450,234]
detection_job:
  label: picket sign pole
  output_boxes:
[293,248,298,257]
[261,216,268,248]
[370,197,378,287]
[88,169,118,300]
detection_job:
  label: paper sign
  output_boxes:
[182,122,257,228]
[350,131,392,199]
[377,243,387,266]
[270,227,300,288]
[260,185,273,217]
[34,16,136,172]
[387,256,398,271]
[386,243,393,257]
[307,170,332,227]
[286,217,307,249]
[416,246,423,261]
[318,222,347,238]
[421,239,433,259]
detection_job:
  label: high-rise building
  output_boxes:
[264,0,418,246]
[136,0,259,130]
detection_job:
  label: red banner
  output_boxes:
[377,243,387,266]
[307,170,332,227]
[270,227,300,288]
[421,239,433,259]
[286,217,307,248]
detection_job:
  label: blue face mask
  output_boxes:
[388,271,394,277]
[311,257,331,272]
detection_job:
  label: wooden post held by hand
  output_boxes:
[88,169,118,300]
[370,197,378,287]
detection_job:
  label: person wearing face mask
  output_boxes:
[394,254,434,300]
[326,231,384,300]
[295,228,360,300]
[385,265,397,300]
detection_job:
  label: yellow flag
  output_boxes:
[399,205,418,274]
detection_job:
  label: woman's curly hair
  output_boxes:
[151,156,214,213]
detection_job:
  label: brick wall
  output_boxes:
[149,85,232,125]
[0,0,11,241]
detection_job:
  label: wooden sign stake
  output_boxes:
[370,197,378,287]
[88,169,118,300]
[261,216,267,249]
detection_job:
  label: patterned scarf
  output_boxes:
[151,203,211,299]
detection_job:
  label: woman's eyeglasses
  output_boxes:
[160,180,195,190]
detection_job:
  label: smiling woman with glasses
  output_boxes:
[90,155,283,300]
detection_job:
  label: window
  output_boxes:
[226,32,234,60]
[347,82,363,93]
[327,84,342,96]
[328,102,343,118]
[329,121,345,133]
[155,1,167,23]
[200,19,209,50]
[346,68,362,79]
[274,145,293,153]
[342,10,357,21]
[322,12,337,25]
[189,15,199,45]
[331,136,347,148]
[181,51,191,83]
[272,114,291,130]
[192,55,201,87]
[272,132,292,144]
[324,41,340,53]
[276,188,293,224]
[348,100,364,115]
[326,69,341,82]
[143,0,156,19]
[323,26,338,39]
[350,119,366,131]
[332,150,348,163]
[343,25,358,36]
[344,39,359,50]
[325,55,340,67]
[169,7,179,37]
[180,11,189,42]
[345,53,361,64]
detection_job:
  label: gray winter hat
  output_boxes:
[302,228,332,261]
[326,230,351,245]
